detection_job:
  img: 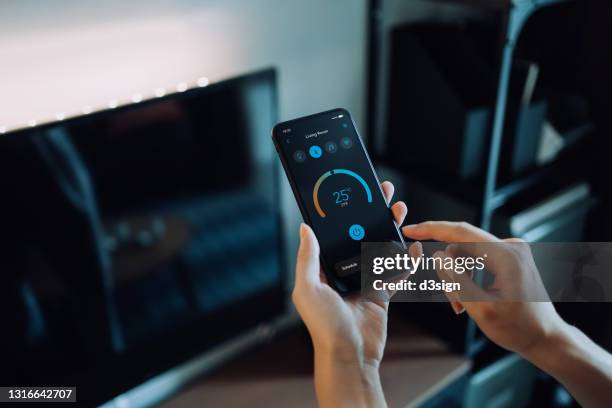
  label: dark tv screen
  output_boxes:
[0,69,284,404]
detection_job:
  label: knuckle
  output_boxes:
[458,221,471,231]
[423,221,440,230]
[478,304,497,322]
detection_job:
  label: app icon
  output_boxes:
[293,150,306,162]
[340,136,353,149]
[348,224,365,241]
[325,141,338,153]
[309,145,323,159]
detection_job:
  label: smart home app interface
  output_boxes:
[275,110,403,291]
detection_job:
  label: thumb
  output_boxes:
[295,223,321,287]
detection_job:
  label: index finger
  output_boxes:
[402,221,500,243]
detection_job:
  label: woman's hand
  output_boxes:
[403,221,612,408]
[292,181,410,408]
[402,221,564,356]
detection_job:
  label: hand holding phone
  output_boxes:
[273,108,405,293]
[290,186,411,408]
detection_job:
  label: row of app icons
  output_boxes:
[293,136,353,162]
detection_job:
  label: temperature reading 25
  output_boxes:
[333,188,352,206]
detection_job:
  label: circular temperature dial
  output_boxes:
[312,169,373,218]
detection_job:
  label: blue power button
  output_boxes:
[349,224,365,241]
[309,145,323,159]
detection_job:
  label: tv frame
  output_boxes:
[3,68,289,406]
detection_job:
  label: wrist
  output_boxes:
[313,337,368,365]
[314,347,385,408]
[521,315,574,371]
[314,344,381,375]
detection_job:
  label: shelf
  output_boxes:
[378,135,593,216]
[160,314,471,408]
[426,0,570,11]
[426,0,510,10]
[489,125,594,211]
[491,162,588,213]
[562,122,594,148]
[490,164,559,211]
[467,336,489,357]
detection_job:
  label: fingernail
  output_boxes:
[433,250,445,259]
[413,241,423,252]
[451,302,465,315]
[299,223,307,239]
[403,224,417,230]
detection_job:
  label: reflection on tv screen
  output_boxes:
[0,70,284,404]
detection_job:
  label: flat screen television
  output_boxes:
[0,69,285,405]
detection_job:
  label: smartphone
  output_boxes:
[272,108,405,293]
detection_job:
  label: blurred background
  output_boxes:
[1,0,611,407]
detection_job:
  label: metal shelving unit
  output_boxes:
[366,0,579,359]
[479,0,572,230]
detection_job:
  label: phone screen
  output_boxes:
[273,108,404,293]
